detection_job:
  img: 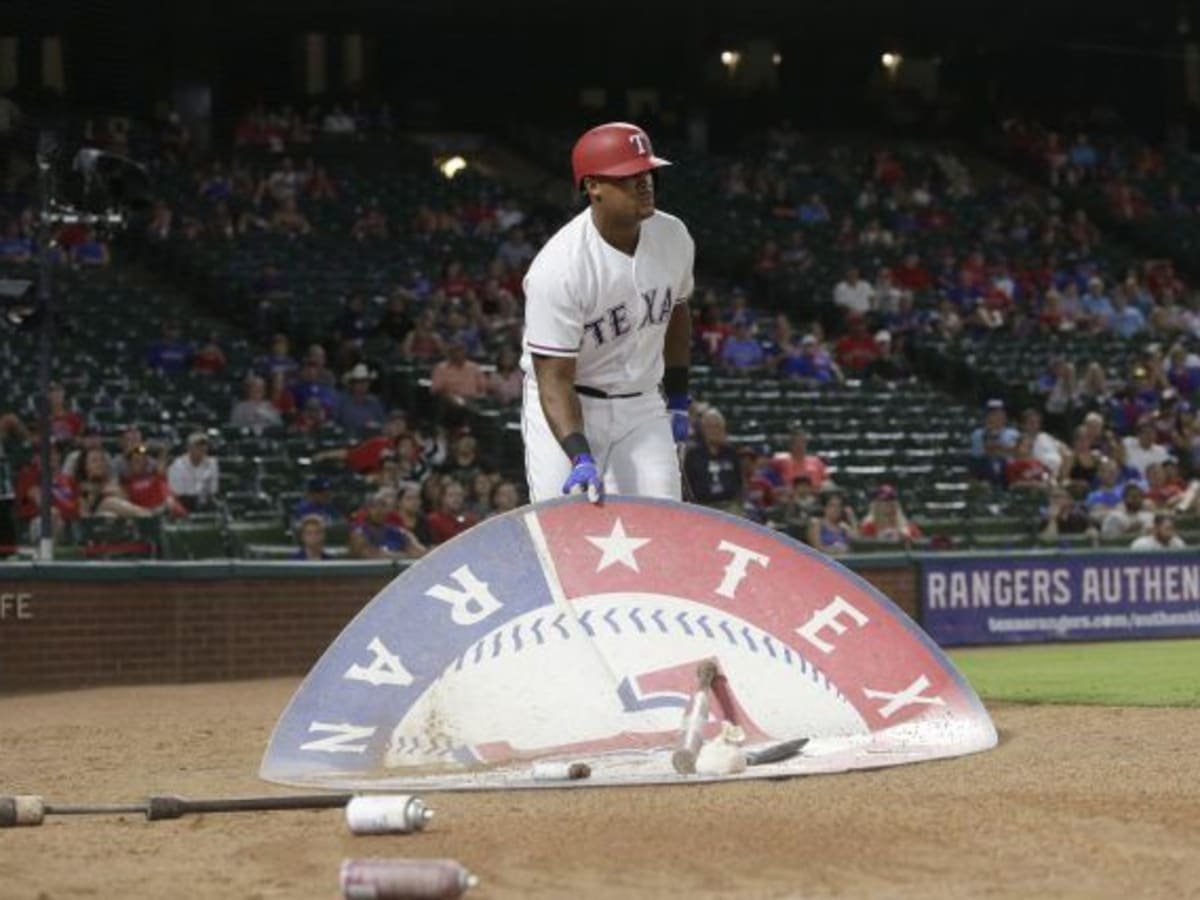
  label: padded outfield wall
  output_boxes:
[1,552,1197,693]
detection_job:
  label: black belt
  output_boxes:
[575,385,644,399]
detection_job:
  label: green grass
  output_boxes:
[949,639,1200,707]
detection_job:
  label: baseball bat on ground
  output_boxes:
[671,660,719,774]
[0,792,358,827]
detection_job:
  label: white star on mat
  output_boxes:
[586,518,651,573]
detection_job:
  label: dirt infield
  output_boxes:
[2,679,1198,899]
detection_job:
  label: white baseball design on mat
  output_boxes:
[385,593,865,768]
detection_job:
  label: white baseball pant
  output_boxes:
[521,377,682,503]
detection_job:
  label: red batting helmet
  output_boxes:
[571,122,671,188]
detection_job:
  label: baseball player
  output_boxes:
[521,122,694,503]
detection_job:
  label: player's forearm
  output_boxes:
[664,303,691,370]
[533,356,586,449]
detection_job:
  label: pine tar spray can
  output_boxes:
[345,795,433,835]
[340,858,478,900]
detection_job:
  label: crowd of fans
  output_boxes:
[4,104,1200,557]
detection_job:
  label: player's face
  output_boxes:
[589,171,655,221]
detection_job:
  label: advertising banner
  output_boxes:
[921,553,1200,645]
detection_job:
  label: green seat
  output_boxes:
[227,520,289,557]
[162,522,228,560]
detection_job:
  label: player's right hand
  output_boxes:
[562,453,603,503]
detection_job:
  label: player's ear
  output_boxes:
[582,176,601,203]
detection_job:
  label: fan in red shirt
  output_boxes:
[122,445,187,517]
[770,427,829,491]
[312,412,412,475]
[41,381,85,442]
[425,479,479,545]
[892,252,932,292]
[15,442,81,537]
[1004,435,1052,490]
[834,314,880,374]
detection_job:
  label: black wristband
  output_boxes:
[663,365,689,398]
[560,431,592,461]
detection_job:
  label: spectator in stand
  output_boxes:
[858,485,921,544]
[439,432,489,488]
[16,440,80,541]
[44,381,84,442]
[833,266,874,316]
[969,399,1019,484]
[1005,435,1053,492]
[1039,486,1096,544]
[291,476,340,527]
[379,291,414,344]
[1166,344,1200,398]
[122,444,185,518]
[779,333,841,384]
[72,228,110,267]
[294,514,331,560]
[348,489,425,560]
[291,357,340,418]
[1123,416,1170,479]
[271,196,312,236]
[337,364,386,438]
[1019,408,1069,481]
[230,375,282,430]
[771,427,829,491]
[496,227,536,270]
[74,448,150,520]
[488,345,523,406]
[401,311,446,361]
[395,483,432,546]
[1079,277,1114,332]
[267,370,296,421]
[314,411,409,475]
[146,320,193,373]
[1084,458,1128,519]
[779,473,820,535]
[834,313,879,375]
[863,331,910,382]
[796,193,830,224]
[60,426,109,479]
[430,340,487,408]
[807,492,857,556]
[720,321,766,371]
[683,408,742,514]
[1101,482,1154,540]
[1079,362,1113,408]
[1131,513,1186,550]
[893,252,932,292]
[322,105,356,135]
[0,219,34,262]
[303,160,337,201]
[351,199,389,241]
[291,396,329,434]
[1042,358,1081,424]
[1109,289,1146,338]
[167,432,220,512]
[489,480,521,518]
[425,479,479,545]
[694,303,730,361]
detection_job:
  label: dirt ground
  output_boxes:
[1,679,1198,900]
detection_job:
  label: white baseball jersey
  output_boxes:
[520,207,694,503]
[520,208,694,393]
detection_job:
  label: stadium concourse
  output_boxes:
[2,104,1200,562]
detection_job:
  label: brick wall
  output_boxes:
[0,562,920,693]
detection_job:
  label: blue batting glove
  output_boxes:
[667,395,691,443]
[562,453,603,503]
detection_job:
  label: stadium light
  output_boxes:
[881,52,902,72]
[439,156,467,179]
[720,50,741,72]
[772,52,782,65]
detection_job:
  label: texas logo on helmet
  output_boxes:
[571,122,672,188]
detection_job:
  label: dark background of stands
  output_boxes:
[1,0,1194,142]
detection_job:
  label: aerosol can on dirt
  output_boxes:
[345,796,433,835]
[340,858,478,900]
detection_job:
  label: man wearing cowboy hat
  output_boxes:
[337,363,385,438]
